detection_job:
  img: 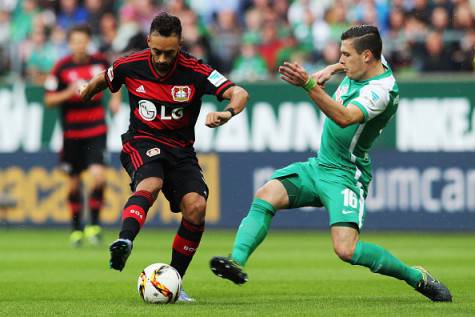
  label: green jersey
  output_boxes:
[317,61,399,193]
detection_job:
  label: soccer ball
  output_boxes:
[137,263,182,304]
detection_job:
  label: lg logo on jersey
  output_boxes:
[138,100,184,121]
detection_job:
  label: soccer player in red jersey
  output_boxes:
[80,12,249,301]
[44,25,121,247]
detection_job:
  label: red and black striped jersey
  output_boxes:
[104,49,235,148]
[45,54,109,139]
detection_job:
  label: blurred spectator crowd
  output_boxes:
[0,0,474,85]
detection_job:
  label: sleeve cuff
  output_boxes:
[104,71,119,93]
[215,81,235,101]
[351,100,369,122]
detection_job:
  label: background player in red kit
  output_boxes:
[80,12,249,301]
[44,25,121,247]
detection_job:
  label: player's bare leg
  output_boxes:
[210,180,288,284]
[172,192,206,302]
[109,177,160,271]
[331,226,452,302]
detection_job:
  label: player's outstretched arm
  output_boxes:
[80,70,108,102]
[279,62,363,128]
[205,86,249,128]
[311,63,344,88]
[44,82,80,108]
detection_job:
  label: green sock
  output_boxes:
[230,198,276,266]
[350,241,423,288]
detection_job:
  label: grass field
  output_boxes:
[0,229,474,317]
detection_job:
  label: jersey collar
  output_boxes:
[354,67,391,83]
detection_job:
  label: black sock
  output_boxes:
[89,186,104,226]
[68,189,82,231]
[170,219,205,278]
[119,190,154,241]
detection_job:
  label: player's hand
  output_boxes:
[312,67,333,88]
[278,62,309,87]
[205,111,232,128]
[77,81,90,101]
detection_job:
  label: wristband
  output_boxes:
[225,108,236,117]
[303,77,317,92]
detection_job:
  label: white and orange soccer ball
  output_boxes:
[137,263,182,304]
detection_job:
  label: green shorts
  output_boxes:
[271,157,366,229]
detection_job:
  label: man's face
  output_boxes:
[69,31,89,57]
[339,39,366,80]
[148,33,181,73]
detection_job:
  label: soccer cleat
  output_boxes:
[210,256,248,285]
[177,289,196,303]
[109,238,133,271]
[414,266,452,302]
[84,225,102,245]
[69,230,84,247]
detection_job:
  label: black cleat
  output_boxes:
[210,256,248,285]
[109,239,133,271]
[414,266,452,302]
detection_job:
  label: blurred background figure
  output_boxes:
[209,9,241,73]
[230,35,269,82]
[421,31,456,72]
[43,25,120,247]
[56,0,88,31]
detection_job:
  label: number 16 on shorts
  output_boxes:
[341,188,358,210]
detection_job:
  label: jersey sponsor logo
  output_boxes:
[160,106,184,120]
[138,100,157,121]
[107,66,114,81]
[341,210,355,214]
[207,70,227,87]
[146,147,161,157]
[136,85,146,93]
[68,71,79,81]
[91,64,104,76]
[171,86,191,102]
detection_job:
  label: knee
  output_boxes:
[255,180,287,209]
[333,243,356,263]
[255,185,271,200]
[183,197,206,224]
[136,178,162,198]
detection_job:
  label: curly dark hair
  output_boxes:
[149,12,182,38]
[341,25,382,60]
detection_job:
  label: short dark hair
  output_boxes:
[67,24,92,39]
[150,12,182,38]
[341,25,382,60]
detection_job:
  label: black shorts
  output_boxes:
[61,135,107,175]
[120,136,208,213]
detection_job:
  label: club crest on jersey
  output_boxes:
[171,86,191,102]
[335,85,349,103]
[146,147,161,157]
[138,100,157,121]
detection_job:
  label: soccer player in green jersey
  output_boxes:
[210,25,452,302]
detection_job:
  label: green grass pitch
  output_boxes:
[0,229,474,317]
